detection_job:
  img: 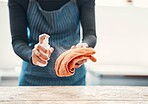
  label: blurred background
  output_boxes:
[0,0,148,86]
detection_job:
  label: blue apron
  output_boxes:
[19,0,86,86]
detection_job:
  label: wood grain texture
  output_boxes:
[0,101,148,104]
[0,86,148,103]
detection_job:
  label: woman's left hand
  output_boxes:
[71,43,89,69]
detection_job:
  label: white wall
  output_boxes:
[1,1,148,70]
[95,6,148,66]
[0,2,21,69]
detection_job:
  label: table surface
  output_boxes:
[0,86,148,104]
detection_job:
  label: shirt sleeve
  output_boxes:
[8,0,32,63]
[79,0,97,48]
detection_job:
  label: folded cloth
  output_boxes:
[55,48,97,77]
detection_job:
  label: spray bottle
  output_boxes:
[37,35,51,67]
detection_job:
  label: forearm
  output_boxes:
[12,40,32,63]
[80,0,97,48]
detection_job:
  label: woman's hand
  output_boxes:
[32,34,54,66]
[71,43,88,69]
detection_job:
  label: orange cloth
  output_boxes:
[55,48,97,77]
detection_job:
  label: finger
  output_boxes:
[38,50,49,61]
[36,62,47,67]
[76,43,88,48]
[33,48,49,61]
[71,45,76,49]
[33,54,47,65]
[75,64,82,69]
[82,59,87,63]
[39,34,49,44]
[75,60,87,69]
[34,45,49,60]
[76,44,83,48]
[32,49,40,56]
[36,44,48,53]
[76,59,87,65]
[34,44,49,60]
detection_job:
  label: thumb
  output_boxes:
[50,47,54,53]
[47,47,54,58]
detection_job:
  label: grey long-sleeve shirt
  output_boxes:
[8,0,97,63]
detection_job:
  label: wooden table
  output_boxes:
[0,86,148,104]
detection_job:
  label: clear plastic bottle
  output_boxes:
[37,36,50,67]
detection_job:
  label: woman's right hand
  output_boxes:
[32,34,54,66]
